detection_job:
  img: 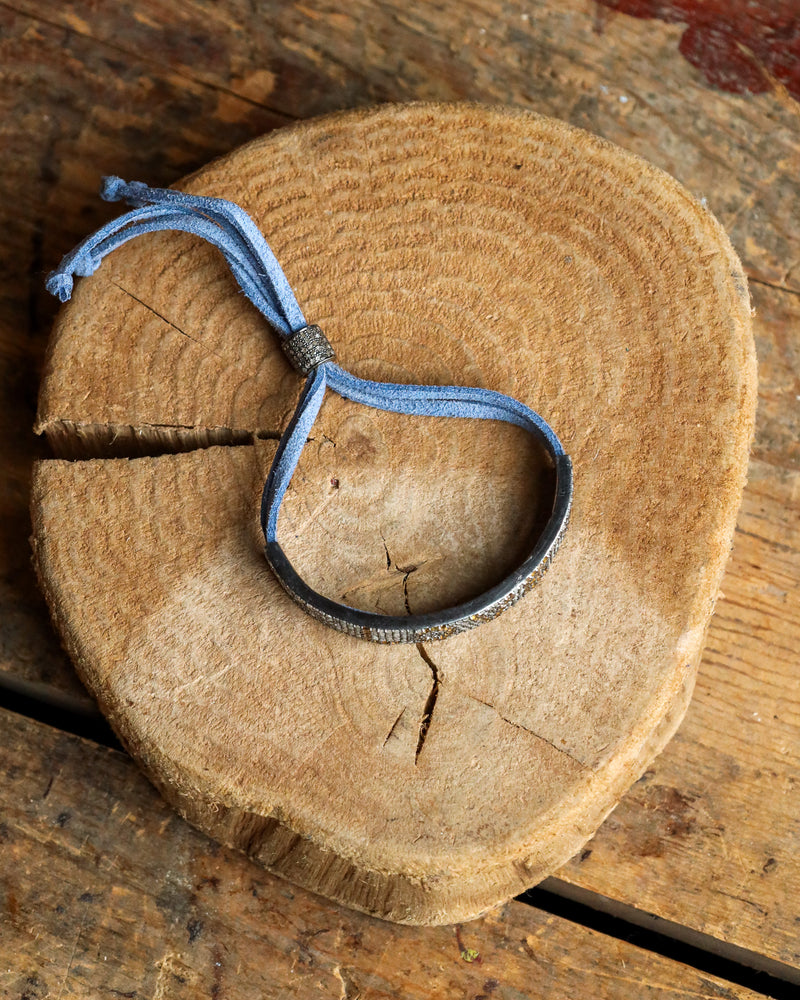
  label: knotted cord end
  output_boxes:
[46,251,101,302]
[282,325,335,373]
[101,175,151,206]
[45,271,74,302]
[100,176,128,202]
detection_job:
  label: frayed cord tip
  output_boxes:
[102,176,151,206]
[100,175,128,202]
[45,271,74,302]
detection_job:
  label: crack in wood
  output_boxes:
[112,281,227,361]
[465,694,589,769]
[414,644,439,765]
[402,569,414,616]
[746,275,800,298]
[381,536,392,571]
[382,707,406,747]
[379,537,424,617]
[38,417,271,461]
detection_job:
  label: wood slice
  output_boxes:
[30,102,756,924]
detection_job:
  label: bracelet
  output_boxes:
[47,177,573,643]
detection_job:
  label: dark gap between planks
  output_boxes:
[0,674,122,750]
[520,883,800,998]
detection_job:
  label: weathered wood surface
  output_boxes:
[0,0,797,971]
[0,706,766,1000]
[0,1,287,701]
[594,0,800,104]
[4,0,797,289]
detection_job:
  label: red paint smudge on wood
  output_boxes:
[595,1,800,102]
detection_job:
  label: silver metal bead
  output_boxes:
[282,325,335,373]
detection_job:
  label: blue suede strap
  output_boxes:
[47,178,572,643]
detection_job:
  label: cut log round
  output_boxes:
[31,102,756,924]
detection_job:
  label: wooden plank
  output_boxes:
[594,1,800,104]
[748,282,800,471]
[3,0,798,289]
[0,0,796,965]
[0,707,764,1000]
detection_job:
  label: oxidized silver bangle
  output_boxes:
[265,451,572,644]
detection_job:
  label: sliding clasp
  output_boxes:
[282,325,335,373]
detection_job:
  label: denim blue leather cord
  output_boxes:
[47,177,573,643]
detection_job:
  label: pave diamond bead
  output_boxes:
[282,325,335,373]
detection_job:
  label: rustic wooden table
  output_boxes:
[1,2,798,997]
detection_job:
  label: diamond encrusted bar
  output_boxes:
[282,325,335,373]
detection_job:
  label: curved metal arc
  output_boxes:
[261,365,573,643]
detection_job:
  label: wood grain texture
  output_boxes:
[31,103,755,923]
[551,274,800,967]
[0,0,796,964]
[3,0,798,684]
[0,706,764,1000]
